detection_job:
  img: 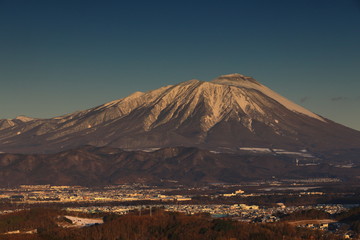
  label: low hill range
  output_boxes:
[0,145,359,187]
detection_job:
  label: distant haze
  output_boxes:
[0,1,359,130]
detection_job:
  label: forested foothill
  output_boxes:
[0,207,359,240]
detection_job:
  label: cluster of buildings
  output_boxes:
[0,184,191,203]
[64,202,353,224]
[0,184,355,221]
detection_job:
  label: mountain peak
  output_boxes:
[212,73,260,86]
[210,73,324,122]
[216,73,248,78]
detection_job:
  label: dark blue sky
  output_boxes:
[1,0,359,130]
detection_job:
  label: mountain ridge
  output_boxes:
[0,145,358,187]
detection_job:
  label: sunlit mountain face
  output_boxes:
[1,74,359,154]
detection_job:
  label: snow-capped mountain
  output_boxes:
[1,73,360,154]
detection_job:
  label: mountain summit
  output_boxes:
[212,73,261,84]
[0,74,359,153]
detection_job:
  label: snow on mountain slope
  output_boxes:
[0,73,359,154]
[212,74,325,121]
[0,116,37,131]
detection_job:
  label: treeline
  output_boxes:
[336,207,360,234]
[278,209,331,221]
[0,208,60,233]
[0,208,340,240]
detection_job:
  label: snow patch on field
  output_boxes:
[239,147,272,153]
[334,164,355,168]
[64,216,103,227]
[275,151,313,158]
[210,150,221,154]
[238,147,314,158]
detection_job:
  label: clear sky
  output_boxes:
[0,0,359,130]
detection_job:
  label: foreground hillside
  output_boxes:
[0,208,344,240]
